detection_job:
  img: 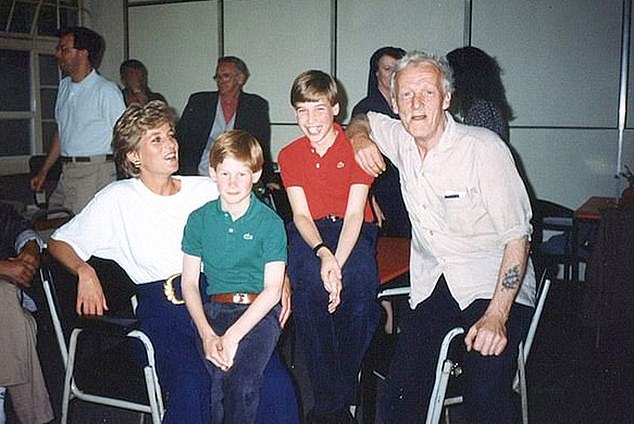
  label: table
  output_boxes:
[572,196,618,281]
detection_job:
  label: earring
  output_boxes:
[133,161,141,167]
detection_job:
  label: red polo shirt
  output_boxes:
[278,123,375,222]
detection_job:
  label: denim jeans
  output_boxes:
[378,276,533,424]
[202,302,281,424]
[287,219,381,414]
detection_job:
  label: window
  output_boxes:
[0,0,81,173]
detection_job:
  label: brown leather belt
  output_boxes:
[210,293,258,305]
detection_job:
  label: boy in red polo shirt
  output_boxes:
[278,70,380,422]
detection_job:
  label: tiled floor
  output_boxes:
[4,267,633,423]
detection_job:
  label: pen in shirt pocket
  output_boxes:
[444,191,466,199]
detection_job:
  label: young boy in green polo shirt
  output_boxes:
[180,129,287,424]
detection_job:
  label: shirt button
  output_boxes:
[228,228,234,233]
[429,230,434,236]
[316,163,320,169]
[422,204,427,210]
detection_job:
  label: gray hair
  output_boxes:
[389,50,454,99]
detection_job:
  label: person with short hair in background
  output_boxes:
[30,26,125,214]
[177,56,278,189]
[119,59,167,106]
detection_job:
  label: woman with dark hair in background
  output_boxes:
[446,46,514,142]
[352,46,410,240]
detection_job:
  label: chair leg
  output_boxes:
[61,329,82,424]
[517,345,528,424]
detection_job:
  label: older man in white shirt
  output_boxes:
[347,51,535,423]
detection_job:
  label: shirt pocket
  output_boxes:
[443,189,483,235]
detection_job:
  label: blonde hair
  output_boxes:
[112,100,174,177]
[210,129,264,173]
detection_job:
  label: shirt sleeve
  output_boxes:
[100,82,126,131]
[262,213,287,264]
[367,111,412,170]
[476,140,533,246]
[348,149,375,186]
[181,207,204,258]
[278,143,303,188]
[51,189,117,260]
[0,204,37,257]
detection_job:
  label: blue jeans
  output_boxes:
[202,302,282,424]
[287,219,381,414]
[378,276,533,423]
[136,281,211,424]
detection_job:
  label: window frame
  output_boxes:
[0,0,82,175]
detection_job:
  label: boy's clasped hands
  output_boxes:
[316,247,342,314]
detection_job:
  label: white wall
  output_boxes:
[87,0,633,210]
[83,0,125,83]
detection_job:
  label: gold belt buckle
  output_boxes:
[163,273,185,305]
[233,293,249,304]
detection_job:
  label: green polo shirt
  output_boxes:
[182,193,287,295]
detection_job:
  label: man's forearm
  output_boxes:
[346,114,371,141]
[487,236,530,318]
[39,133,61,177]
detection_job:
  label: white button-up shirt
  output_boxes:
[368,112,535,309]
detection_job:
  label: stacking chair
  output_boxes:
[426,270,552,424]
[39,252,164,423]
[531,199,576,280]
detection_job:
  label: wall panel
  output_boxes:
[472,0,622,128]
[128,1,219,113]
[511,128,620,208]
[224,0,331,124]
[337,0,464,122]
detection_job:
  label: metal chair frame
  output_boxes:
[425,270,552,424]
[39,253,165,423]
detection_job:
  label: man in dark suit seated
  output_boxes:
[176,56,278,188]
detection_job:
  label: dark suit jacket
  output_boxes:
[176,91,274,182]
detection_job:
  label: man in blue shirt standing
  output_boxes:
[30,26,125,214]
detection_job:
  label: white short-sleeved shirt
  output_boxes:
[56,70,125,156]
[51,176,218,284]
[368,111,535,309]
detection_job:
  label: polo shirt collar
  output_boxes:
[71,68,97,87]
[212,192,258,222]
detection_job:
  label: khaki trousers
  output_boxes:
[0,280,54,424]
[49,160,116,214]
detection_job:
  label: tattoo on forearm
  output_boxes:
[502,265,521,290]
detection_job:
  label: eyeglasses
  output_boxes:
[55,44,75,54]
[213,72,238,82]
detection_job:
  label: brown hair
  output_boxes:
[112,100,174,177]
[290,70,338,107]
[210,129,263,173]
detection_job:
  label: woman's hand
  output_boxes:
[76,263,108,315]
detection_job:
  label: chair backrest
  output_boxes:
[29,155,63,207]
